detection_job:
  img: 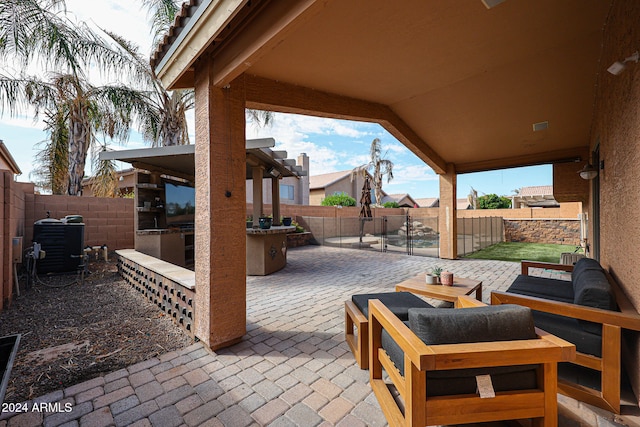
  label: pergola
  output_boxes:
[151,0,608,350]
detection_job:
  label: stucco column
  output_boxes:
[194,61,246,350]
[272,177,281,225]
[252,166,264,224]
[438,164,457,259]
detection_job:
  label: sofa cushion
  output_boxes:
[532,311,602,357]
[508,275,574,304]
[351,292,433,320]
[380,305,538,397]
[572,268,616,312]
[408,304,537,345]
[571,257,604,284]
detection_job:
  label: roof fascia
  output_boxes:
[155,0,245,90]
[0,141,22,174]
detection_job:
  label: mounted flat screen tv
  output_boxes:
[165,182,195,226]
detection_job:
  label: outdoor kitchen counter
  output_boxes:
[246,226,295,275]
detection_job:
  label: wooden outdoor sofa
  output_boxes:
[492,257,640,414]
[369,295,575,426]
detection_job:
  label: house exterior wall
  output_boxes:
[246,153,309,205]
[309,173,371,206]
[589,0,640,400]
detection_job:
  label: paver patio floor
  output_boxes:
[1,246,638,426]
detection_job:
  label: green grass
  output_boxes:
[463,242,582,263]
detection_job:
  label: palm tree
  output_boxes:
[351,138,394,206]
[0,0,151,195]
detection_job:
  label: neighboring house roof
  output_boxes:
[382,193,418,207]
[414,197,439,208]
[0,141,22,175]
[457,198,473,210]
[412,197,472,209]
[518,185,554,197]
[514,185,559,208]
[309,170,352,190]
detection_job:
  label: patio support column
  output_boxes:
[272,177,281,225]
[252,166,264,223]
[193,60,247,350]
[438,164,457,259]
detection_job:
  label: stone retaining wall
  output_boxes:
[286,232,314,247]
[504,219,580,246]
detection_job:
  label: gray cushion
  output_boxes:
[572,268,616,311]
[381,305,539,397]
[351,292,433,320]
[532,311,602,357]
[408,304,537,345]
[507,275,574,304]
[571,258,604,284]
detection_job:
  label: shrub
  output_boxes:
[321,192,356,207]
[477,194,512,209]
[382,201,400,208]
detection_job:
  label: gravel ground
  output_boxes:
[0,255,194,403]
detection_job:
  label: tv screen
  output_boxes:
[165,182,195,225]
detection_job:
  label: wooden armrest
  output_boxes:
[521,260,574,275]
[425,335,574,371]
[369,299,433,370]
[345,300,367,324]
[457,295,486,308]
[491,291,640,331]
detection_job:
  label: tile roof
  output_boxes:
[308,170,352,190]
[518,185,554,197]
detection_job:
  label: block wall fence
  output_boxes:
[0,193,579,311]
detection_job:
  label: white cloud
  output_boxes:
[0,115,44,129]
[390,164,439,186]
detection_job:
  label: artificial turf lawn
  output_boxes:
[463,242,583,263]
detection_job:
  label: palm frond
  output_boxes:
[140,0,181,48]
[90,145,118,198]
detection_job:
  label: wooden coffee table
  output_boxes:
[395,274,483,305]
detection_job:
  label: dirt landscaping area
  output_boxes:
[0,255,194,403]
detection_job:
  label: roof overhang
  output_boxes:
[153,0,609,175]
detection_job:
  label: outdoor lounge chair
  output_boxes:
[369,296,575,427]
[492,258,640,414]
[345,292,433,369]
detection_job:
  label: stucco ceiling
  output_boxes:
[157,0,610,173]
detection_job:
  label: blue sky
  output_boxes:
[0,0,552,199]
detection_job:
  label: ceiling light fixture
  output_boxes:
[481,0,506,9]
[578,163,598,180]
[532,121,549,132]
[607,51,639,75]
[267,167,281,178]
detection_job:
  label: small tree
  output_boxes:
[321,192,356,207]
[477,194,512,209]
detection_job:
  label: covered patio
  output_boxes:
[149,0,640,416]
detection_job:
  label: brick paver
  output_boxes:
[3,246,635,426]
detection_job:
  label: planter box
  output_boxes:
[0,334,21,404]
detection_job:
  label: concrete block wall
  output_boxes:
[25,195,135,251]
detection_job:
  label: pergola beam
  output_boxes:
[243,74,447,174]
